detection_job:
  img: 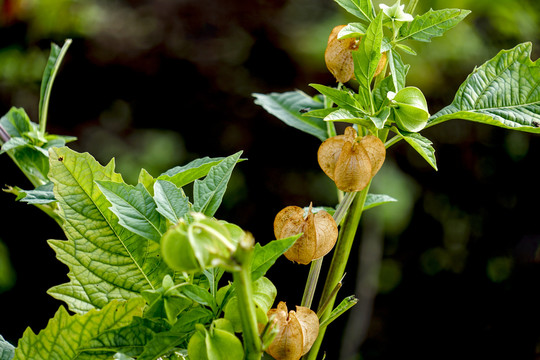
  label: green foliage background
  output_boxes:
[0,0,539,359]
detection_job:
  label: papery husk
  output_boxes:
[266,302,319,360]
[358,135,386,177]
[325,25,358,83]
[274,205,338,264]
[333,140,372,192]
[317,126,357,180]
[267,302,304,360]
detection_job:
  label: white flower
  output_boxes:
[379,0,414,22]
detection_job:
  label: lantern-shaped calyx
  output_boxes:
[318,127,386,192]
[388,86,430,132]
[325,25,388,83]
[266,302,319,360]
[274,204,338,265]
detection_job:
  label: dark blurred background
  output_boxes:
[1,0,539,359]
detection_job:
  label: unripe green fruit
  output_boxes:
[161,224,201,273]
[390,86,430,132]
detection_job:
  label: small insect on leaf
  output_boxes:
[299,108,311,114]
[58,156,64,162]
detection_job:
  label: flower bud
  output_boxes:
[318,127,386,192]
[273,204,338,265]
[325,25,388,83]
[266,302,319,360]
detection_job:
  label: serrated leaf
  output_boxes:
[398,9,470,43]
[159,157,227,189]
[334,0,374,23]
[193,151,242,217]
[96,181,167,243]
[47,147,172,313]
[428,42,540,133]
[251,235,300,281]
[391,127,437,170]
[13,298,145,360]
[0,335,15,360]
[153,179,191,223]
[253,91,327,141]
[364,193,398,211]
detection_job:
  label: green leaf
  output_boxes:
[193,151,242,217]
[387,49,409,92]
[81,317,158,358]
[336,22,367,39]
[18,182,56,204]
[96,181,167,243]
[153,179,191,224]
[428,42,540,133]
[159,157,227,189]
[0,107,33,137]
[352,11,384,110]
[47,147,172,313]
[38,40,72,134]
[309,84,364,113]
[13,298,145,360]
[398,9,470,43]
[138,308,213,360]
[0,335,15,360]
[177,284,217,311]
[251,235,300,281]
[253,91,327,141]
[137,168,156,196]
[334,0,374,23]
[391,127,438,170]
[319,295,358,329]
[364,193,398,211]
[324,109,376,131]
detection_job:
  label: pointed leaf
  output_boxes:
[13,298,145,360]
[334,0,374,23]
[310,84,363,113]
[47,147,171,313]
[428,42,540,133]
[193,151,242,217]
[253,91,327,141]
[387,49,409,92]
[159,157,228,189]
[251,235,300,281]
[18,182,56,204]
[364,193,398,211]
[153,179,191,223]
[398,9,470,43]
[391,127,437,170]
[96,181,167,243]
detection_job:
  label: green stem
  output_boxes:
[232,237,262,360]
[304,184,371,360]
[300,191,357,308]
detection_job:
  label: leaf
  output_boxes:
[193,151,242,217]
[177,284,217,311]
[13,298,145,360]
[159,157,227,189]
[337,22,367,39]
[0,137,28,154]
[364,193,398,211]
[0,335,15,360]
[428,42,540,133]
[251,235,300,281]
[38,40,72,133]
[352,11,384,108]
[47,147,172,313]
[334,0,374,23]
[253,91,327,141]
[387,49,409,93]
[0,107,33,137]
[138,308,213,360]
[96,181,167,243]
[81,317,159,358]
[309,84,363,113]
[398,9,470,43]
[18,182,56,204]
[153,179,191,223]
[391,127,438,170]
[324,109,376,131]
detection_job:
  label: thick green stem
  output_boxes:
[304,184,370,360]
[232,237,262,360]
